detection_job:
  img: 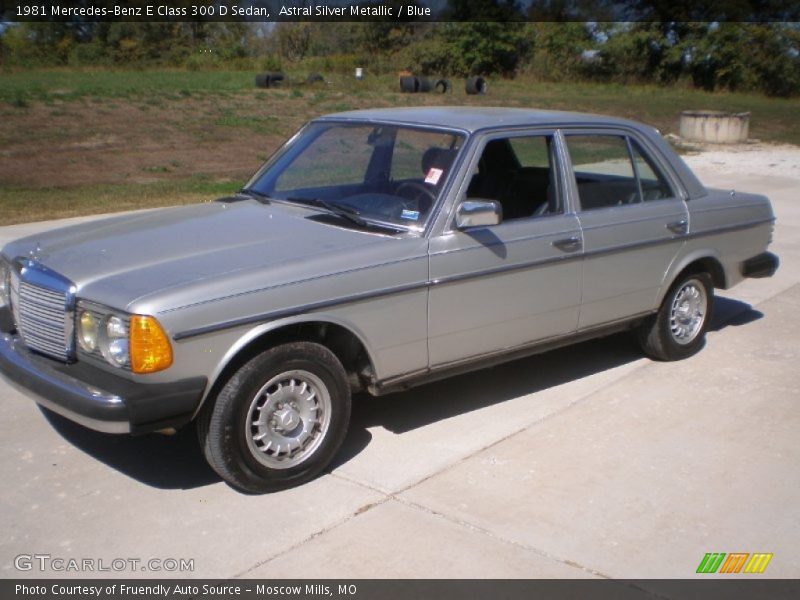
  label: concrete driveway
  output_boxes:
[1,157,797,582]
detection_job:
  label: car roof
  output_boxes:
[317,106,649,134]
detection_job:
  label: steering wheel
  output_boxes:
[338,192,409,220]
[395,181,436,211]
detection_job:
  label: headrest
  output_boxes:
[421,147,456,175]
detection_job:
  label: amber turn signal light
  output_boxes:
[129,315,173,374]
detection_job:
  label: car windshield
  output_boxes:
[246,122,465,229]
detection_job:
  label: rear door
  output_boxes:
[562,130,689,329]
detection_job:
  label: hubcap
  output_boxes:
[669,280,707,345]
[245,370,331,470]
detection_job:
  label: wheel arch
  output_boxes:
[192,316,379,419]
[658,251,726,306]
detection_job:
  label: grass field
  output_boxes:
[2,69,798,224]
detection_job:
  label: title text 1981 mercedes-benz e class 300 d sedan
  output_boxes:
[0,108,779,492]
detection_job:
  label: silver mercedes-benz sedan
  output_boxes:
[0,107,779,492]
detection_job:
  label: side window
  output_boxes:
[565,135,639,210]
[467,134,561,221]
[630,140,674,201]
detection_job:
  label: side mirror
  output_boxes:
[455,199,502,229]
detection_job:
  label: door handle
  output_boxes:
[552,236,582,252]
[666,219,688,235]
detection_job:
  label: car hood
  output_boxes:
[2,200,402,312]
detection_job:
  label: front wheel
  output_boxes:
[197,342,351,493]
[638,272,714,361]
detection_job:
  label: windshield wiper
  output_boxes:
[237,188,272,203]
[286,197,373,228]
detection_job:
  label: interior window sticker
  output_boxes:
[400,209,420,221]
[425,168,443,185]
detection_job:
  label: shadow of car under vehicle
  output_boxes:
[41,407,221,490]
[331,332,642,470]
[41,296,762,490]
[708,295,764,330]
[335,295,763,467]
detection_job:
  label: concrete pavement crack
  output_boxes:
[395,495,616,579]
[231,495,391,579]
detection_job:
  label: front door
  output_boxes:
[427,131,583,366]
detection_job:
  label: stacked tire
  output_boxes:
[399,75,486,95]
[255,72,284,88]
[400,75,451,94]
[399,75,419,93]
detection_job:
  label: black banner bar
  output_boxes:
[4,579,800,600]
[4,0,800,23]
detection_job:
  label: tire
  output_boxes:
[434,78,451,93]
[399,75,419,93]
[197,342,351,493]
[255,72,284,88]
[306,73,324,84]
[638,272,714,361]
[465,76,487,95]
[417,76,433,93]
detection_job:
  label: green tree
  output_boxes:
[523,22,592,81]
[275,23,311,61]
[407,22,529,76]
[747,24,800,97]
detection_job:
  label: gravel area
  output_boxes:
[682,142,800,177]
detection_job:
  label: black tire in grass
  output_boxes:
[465,76,487,95]
[399,75,419,93]
[434,78,452,93]
[256,72,285,88]
[418,77,433,93]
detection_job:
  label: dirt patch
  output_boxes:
[0,95,299,189]
[0,87,533,191]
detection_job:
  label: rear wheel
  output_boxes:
[197,342,351,493]
[638,272,713,361]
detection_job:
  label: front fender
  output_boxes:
[191,313,380,418]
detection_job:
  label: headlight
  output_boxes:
[76,301,172,374]
[101,315,129,367]
[77,311,98,352]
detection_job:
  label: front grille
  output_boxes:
[17,282,69,360]
[9,262,73,362]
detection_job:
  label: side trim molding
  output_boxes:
[369,312,654,395]
[173,218,772,341]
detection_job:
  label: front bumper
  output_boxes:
[0,331,207,434]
